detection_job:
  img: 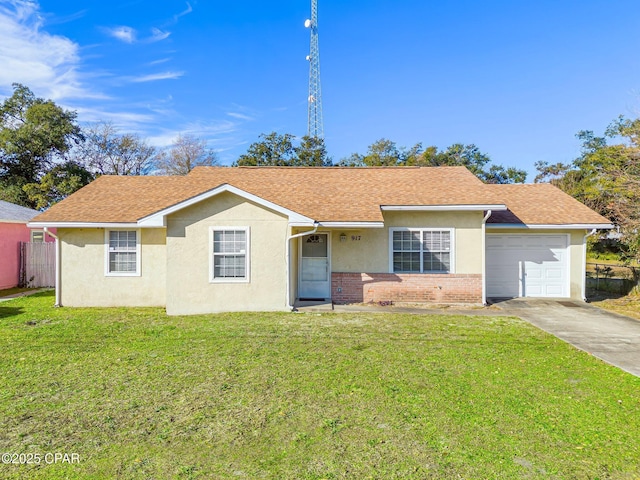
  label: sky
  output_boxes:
[1,0,640,180]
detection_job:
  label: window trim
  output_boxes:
[30,229,45,243]
[388,227,455,274]
[104,229,141,277]
[209,226,251,284]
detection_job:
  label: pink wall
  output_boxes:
[0,224,55,290]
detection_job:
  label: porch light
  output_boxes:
[340,233,347,243]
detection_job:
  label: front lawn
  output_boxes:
[1,292,638,479]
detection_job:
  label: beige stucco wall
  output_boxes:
[487,228,586,300]
[165,192,289,315]
[329,211,485,275]
[58,227,166,307]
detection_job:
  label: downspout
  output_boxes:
[481,210,492,306]
[582,229,597,302]
[43,227,61,307]
[285,223,319,310]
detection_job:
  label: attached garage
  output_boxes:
[486,234,569,298]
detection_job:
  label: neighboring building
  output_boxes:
[0,200,52,289]
[29,167,613,314]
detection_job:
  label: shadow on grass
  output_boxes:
[0,306,24,319]
[586,288,628,302]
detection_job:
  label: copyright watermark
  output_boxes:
[2,453,80,465]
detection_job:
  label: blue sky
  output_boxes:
[1,0,639,179]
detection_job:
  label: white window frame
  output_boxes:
[30,229,45,243]
[104,229,141,277]
[388,227,455,274]
[209,226,250,283]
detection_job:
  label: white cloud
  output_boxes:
[0,0,95,100]
[173,2,193,22]
[72,105,156,128]
[0,1,249,166]
[149,27,170,43]
[147,57,172,66]
[146,119,244,149]
[227,112,255,121]
[45,8,87,26]
[105,25,136,44]
[129,71,184,83]
[103,25,171,44]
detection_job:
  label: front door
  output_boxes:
[298,233,331,300]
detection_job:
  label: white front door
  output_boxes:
[486,234,569,298]
[298,233,331,300]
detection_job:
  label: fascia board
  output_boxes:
[28,222,141,229]
[137,184,314,227]
[317,222,385,228]
[381,204,508,211]
[486,223,615,230]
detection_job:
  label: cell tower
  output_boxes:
[305,0,323,138]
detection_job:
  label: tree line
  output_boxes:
[0,84,218,209]
[535,116,640,261]
[2,83,639,259]
[235,132,527,185]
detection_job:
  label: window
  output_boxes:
[390,228,453,273]
[210,227,250,282]
[30,230,45,242]
[105,230,140,276]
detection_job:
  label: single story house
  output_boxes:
[29,167,612,315]
[0,200,54,289]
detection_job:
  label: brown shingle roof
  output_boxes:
[486,184,611,225]
[30,167,612,226]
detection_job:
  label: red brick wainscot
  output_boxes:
[331,272,482,304]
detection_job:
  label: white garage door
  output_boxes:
[486,234,569,298]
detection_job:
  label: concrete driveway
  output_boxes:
[491,298,640,377]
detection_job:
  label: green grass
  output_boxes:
[591,295,640,322]
[1,292,639,479]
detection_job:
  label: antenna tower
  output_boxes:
[305,0,323,138]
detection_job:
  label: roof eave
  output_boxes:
[486,223,615,230]
[316,221,385,228]
[28,221,142,229]
[381,204,508,212]
[137,183,314,227]
[0,219,30,224]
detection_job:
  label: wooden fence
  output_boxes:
[20,242,55,288]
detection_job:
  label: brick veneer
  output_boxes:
[331,272,482,304]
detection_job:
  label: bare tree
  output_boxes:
[75,122,156,176]
[155,134,218,175]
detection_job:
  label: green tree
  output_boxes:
[294,135,331,166]
[537,116,640,260]
[359,138,401,166]
[236,132,295,166]
[482,164,528,184]
[23,161,94,209]
[427,143,491,176]
[338,138,405,166]
[0,83,83,206]
[533,160,572,183]
[155,134,218,175]
[339,139,527,183]
[235,132,331,166]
